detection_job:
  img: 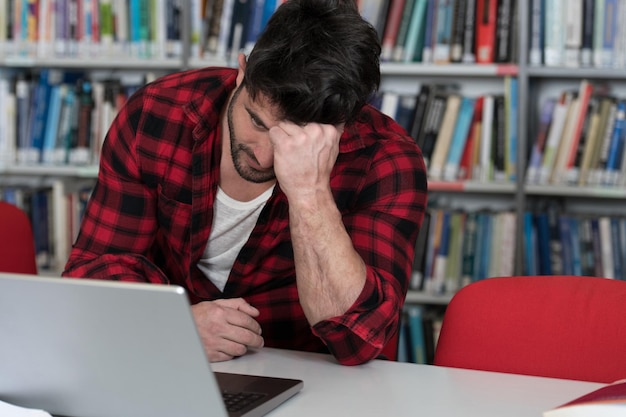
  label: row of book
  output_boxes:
[373,77,518,183]
[411,207,517,295]
[525,79,626,187]
[1,0,519,65]
[529,0,626,69]
[396,305,444,364]
[0,181,92,272]
[362,0,517,65]
[1,0,190,60]
[0,0,291,62]
[0,69,147,167]
[524,205,626,280]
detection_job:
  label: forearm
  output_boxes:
[289,188,366,325]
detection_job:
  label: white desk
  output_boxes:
[212,348,604,417]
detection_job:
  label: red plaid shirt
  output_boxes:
[63,67,427,365]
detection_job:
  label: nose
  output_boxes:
[253,141,274,170]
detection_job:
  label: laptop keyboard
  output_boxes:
[222,391,267,412]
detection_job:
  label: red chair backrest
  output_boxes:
[434,276,626,383]
[0,202,38,274]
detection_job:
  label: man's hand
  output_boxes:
[191,298,264,362]
[269,122,343,201]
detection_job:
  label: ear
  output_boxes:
[236,53,247,86]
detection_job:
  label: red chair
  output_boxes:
[434,275,626,383]
[0,201,38,274]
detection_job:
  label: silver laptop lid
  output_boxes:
[0,272,229,417]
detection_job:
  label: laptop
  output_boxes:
[0,272,303,417]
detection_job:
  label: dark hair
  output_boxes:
[244,0,381,125]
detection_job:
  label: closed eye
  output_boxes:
[247,108,269,131]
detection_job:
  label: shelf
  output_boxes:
[1,164,99,178]
[525,184,626,199]
[428,180,516,194]
[381,63,518,77]
[2,56,184,70]
[405,290,453,305]
[526,66,626,80]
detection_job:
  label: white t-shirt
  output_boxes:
[197,186,274,291]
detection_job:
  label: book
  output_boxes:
[543,0,564,67]
[491,95,506,181]
[460,210,478,287]
[534,211,552,275]
[395,94,418,133]
[526,97,557,184]
[592,0,606,68]
[444,210,465,293]
[494,0,515,63]
[461,0,477,63]
[406,305,427,364]
[528,0,544,65]
[577,96,608,185]
[600,0,618,68]
[543,379,626,417]
[539,91,574,185]
[458,95,484,180]
[431,210,451,294]
[449,0,467,63]
[420,89,450,169]
[580,0,594,67]
[433,0,454,64]
[589,98,618,185]
[475,0,497,64]
[443,96,476,181]
[391,0,416,61]
[559,79,593,183]
[429,93,462,180]
[402,0,428,62]
[504,76,518,181]
[477,94,495,182]
[563,0,583,67]
[380,0,407,62]
[421,0,437,63]
[603,100,626,186]
[599,216,614,279]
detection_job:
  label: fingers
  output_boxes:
[214,297,260,317]
[191,299,264,362]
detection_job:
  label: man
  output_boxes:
[63,0,427,366]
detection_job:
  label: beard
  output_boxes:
[227,86,276,184]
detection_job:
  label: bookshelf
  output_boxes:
[1,1,625,294]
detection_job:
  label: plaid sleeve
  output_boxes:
[312,137,428,365]
[63,88,168,284]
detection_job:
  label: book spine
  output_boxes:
[580,0,594,66]
[449,0,467,63]
[529,0,544,65]
[563,0,583,67]
[603,100,626,185]
[475,0,497,64]
[392,0,416,62]
[381,0,407,62]
[433,0,454,64]
[592,0,605,67]
[492,94,506,181]
[443,96,475,181]
[543,0,564,67]
[421,0,437,63]
[494,0,514,63]
[461,0,477,63]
